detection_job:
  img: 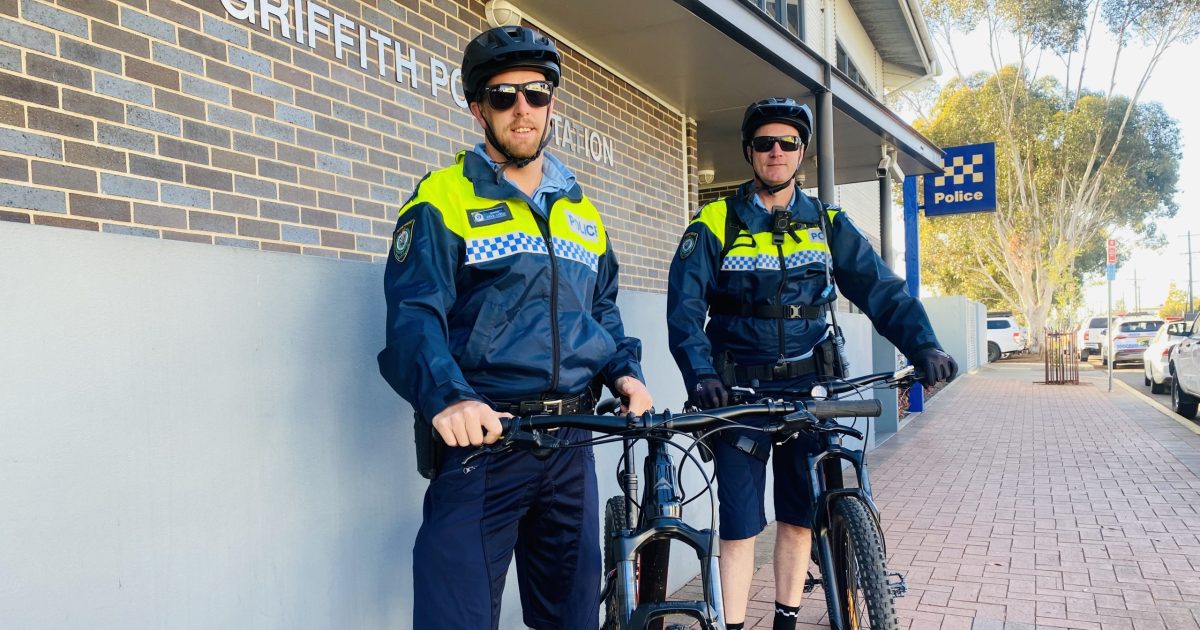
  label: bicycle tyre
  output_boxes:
[824,496,900,630]
[603,495,627,630]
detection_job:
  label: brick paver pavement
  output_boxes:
[671,363,1200,629]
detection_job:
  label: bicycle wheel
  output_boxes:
[824,496,900,630]
[603,495,627,630]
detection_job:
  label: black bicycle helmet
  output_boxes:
[740,98,813,160]
[462,26,561,102]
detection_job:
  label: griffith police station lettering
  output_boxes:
[931,190,984,205]
[220,0,617,167]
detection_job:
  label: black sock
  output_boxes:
[774,601,800,630]
[727,623,745,630]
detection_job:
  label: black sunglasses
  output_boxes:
[480,80,554,110]
[750,135,803,152]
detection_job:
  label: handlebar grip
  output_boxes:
[595,397,622,416]
[805,399,883,419]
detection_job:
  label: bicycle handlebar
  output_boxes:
[499,400,804,436]
[458,368,911,466]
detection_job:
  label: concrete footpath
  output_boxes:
[673,363,1200,629]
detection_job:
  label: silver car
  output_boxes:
[1143,320,1190,394]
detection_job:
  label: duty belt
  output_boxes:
[491,391,594,416]
[709,300,822,320]
[730,356,819,384]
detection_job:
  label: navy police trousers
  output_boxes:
[412,427,600,629]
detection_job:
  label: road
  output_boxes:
[1077,356,1189,418]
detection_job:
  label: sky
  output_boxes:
[908,15,1200,317]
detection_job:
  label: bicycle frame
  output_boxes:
[609,428,726,630]
[806,424,886,630]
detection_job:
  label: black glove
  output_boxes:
[911,348,958,387]
[691,377,729,410]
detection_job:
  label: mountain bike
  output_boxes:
[460,366,914,630]
[721,367,915,630]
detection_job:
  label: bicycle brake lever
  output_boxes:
[767,410,815,437]
[462,443,509,472]
[462,430,572,472]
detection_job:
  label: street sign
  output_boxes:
[1107,263,1116,281]
[1106,239,1117,264]
[923,142,997,216]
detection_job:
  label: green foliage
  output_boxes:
[1160,282,1200,318]
[924,0,1091,52]
[913,66,1180,310]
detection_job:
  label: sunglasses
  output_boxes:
[480,80,554,110]
[750,135,803,152]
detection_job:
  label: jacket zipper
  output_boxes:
[532,201,561,392]
[776,242,788,361]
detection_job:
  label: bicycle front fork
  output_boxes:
[611,521,726,630]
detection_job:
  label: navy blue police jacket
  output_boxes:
[378,150,643,421]
[667,181,941,389]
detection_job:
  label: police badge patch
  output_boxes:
[392,220,414,263]
[678,232,698,259]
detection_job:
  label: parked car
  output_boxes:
[1143,320,1190,394]
[1168,313,1200,419]
[986,316,1027,362]
[1076,315,1108,360]
[1098,316,1164,366]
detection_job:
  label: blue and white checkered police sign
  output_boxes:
[923,142,996,216]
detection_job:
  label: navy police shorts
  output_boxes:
[711,422,819,540]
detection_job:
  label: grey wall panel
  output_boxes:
[0,222,890,627]
[922,295,986,373]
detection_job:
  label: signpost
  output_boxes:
[904,142,998,411]
[1107,239,1117,391]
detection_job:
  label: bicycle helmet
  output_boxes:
[740,97,813,160]
[462,26,561,102]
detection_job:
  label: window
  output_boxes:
[755,0,804,41]
[784,0,802,38]
[1118,320,1162,333]
[986,320,1011,330]
[836,42,874,95]
[1089,318,1107,328]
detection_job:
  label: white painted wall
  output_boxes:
[834,0,884,92]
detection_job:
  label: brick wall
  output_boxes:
[0,0,688,291]
[698,182,742,208]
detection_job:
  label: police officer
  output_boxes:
[378,26,653,630]
[666,97,956,630]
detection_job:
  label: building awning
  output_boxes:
[513,0,943,186]
[848,0,940,78]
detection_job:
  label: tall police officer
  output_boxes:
[378,26,653,629]
[666,97,957,630]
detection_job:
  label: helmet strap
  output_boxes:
[750,165,799,196]
[480,114,554,178]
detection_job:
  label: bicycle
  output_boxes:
[720,366,916,630]
[459,366,915,630]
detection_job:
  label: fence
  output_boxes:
[1042,329,1080,384]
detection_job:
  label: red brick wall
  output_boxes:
[0,0,689,291]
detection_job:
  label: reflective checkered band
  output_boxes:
[721,250,831,272]
[465,232,548,265]
[552,237,599,272]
